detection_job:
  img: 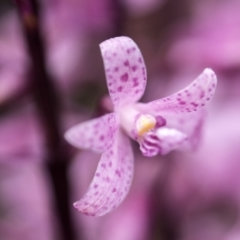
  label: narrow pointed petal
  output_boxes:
[100,36,147,109]
[64,113,117,153]
[73,128,134,216]
[156,127,188,155]
[139,68,217,114]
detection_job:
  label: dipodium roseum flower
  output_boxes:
[64,36,217,216]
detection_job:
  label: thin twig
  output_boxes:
[14,1,77,239]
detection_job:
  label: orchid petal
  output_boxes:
[73,128,134,216]
[100,36,147,109]
[64,113,117,153]
[161,110,205,151]
[156,127,188,155]
[138,68,217,114]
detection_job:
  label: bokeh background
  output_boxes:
[0,0,240,240]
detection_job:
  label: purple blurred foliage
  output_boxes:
[0,160,57,240]
[0,106,44,162]
[0,0,240,239]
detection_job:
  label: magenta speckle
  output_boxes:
[124,60,129,66]
[99,135,105,140]
[118,86,123,92]
[121,73,129,82]
[191,102,198,107]
[200,91,205,98]
[132,66,137,71]
[133,82,139,87]
[179,101,186,105]
[115,170,121,177]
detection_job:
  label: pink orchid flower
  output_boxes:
[64,36,217,216]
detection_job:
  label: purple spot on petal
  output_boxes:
[124,60,129,66]
[115,170,121,177]
[133,82,139,87]
[118,86,123,92]
[200,91,205,99]
[132,66,137,71]
[121,73,129,82]
[179,101,186,105]
[114,67,119,72]
[191,102,198,107]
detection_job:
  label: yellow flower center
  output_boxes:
[136,114,156,136]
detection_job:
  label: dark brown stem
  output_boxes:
[14,1,77,239]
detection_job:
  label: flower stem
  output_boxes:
[14,1,77,239]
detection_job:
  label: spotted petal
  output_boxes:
[73,128,134,216]
[64,113,117,153]
[100,36,147,109]
[138,68,217,114]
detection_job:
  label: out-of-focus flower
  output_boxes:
[167,0,240,71]
[64,36,217,216]
[122,0,166,17]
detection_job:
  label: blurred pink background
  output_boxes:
[0,0,240,239]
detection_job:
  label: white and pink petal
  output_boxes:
[138,68,217,114]
[159,110,205,151]
[64,113,117,153]
[100,36,147,109]
[156,127,188,155]
[73,128,134,216]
